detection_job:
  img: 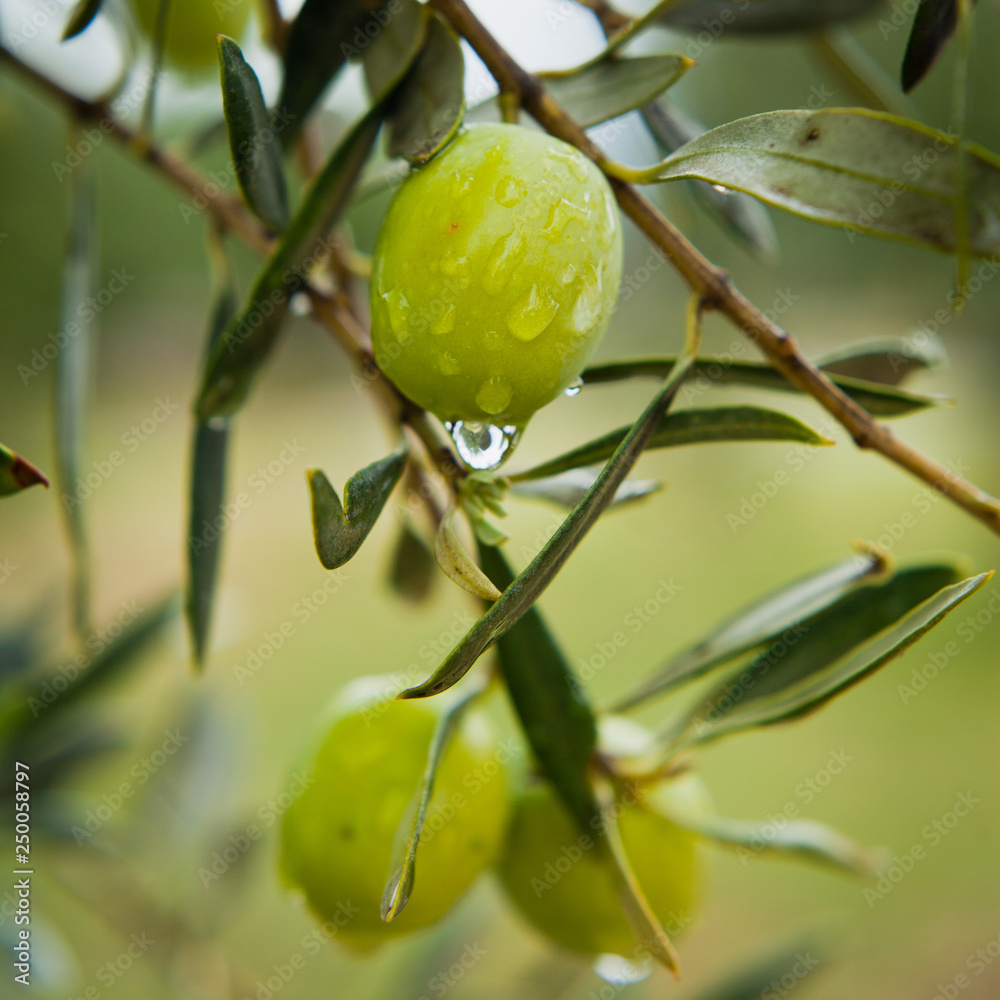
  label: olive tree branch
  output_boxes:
[428,0,1000,537]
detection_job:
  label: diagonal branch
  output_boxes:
[427,0,1000,536]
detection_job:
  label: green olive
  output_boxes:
[131,0,250,72]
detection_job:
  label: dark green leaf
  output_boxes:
[196,104,384,420]
[641,99,778,259]
[511,405,831,483]
[478,545,599,832]
[815,335,946,385]
[643,109,1000,256]
[218,36,289,233]
[0,443,48,497]
[615,551,886,711]
[511,470,662,512]
[670,567,987,747]
[308,447,407,570]
[582,354,952,417]
[277,0,383,148]
[388,523,436,602]
[901,0,976,93]
[384,14,465,164]
[61,0,103,40]
[661,0,882,34]
[362,0,429,103]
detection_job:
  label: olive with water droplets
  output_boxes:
[370,124,623,461]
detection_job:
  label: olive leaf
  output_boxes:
[388,523,436,603]
[511,470,662,512]
[217,37,289,233]
[362,0,429,103]
[195,103,385,420]
[614,550,887,712]
[814,335,946,385]
[509,406,831,484]
[0,443,48,497]
[901,0,977,93]
[582,355,951,417]
[308,447,408,570]
[383,13,465,164]
[638,109,1000,257]
[61,0,103,40]
[689,943,826,1000]
[669,810,885,876]
[434,510,501,601]
[660,0,882,34]
[381,680,487,922]
[478,544,599,832]
[667,568,990,749]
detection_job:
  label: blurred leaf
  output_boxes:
[0,442,49,496]
[61,0,102,40]
[511,406,831,483]
[670,567,988,748]
[540,54,691,129]
[277,0,383,147]
[217,37,289,233]
[672,810,884,875]
[402,345,699,700]
[196,104,384,420]
[479,545,599,832]
[384,13,465,164]
[388,523,436,602]
[616,551,887,711]
[901,0,977,92]
[815,335,947,385]
[185,268,237,671]
[511,470,662,512]
[362,0,429,103]
[55,142,97,641]
[582,354,952,417]
[13,724,126,795]
[382,680,486,922]
[308,447,407,570]
[661,0,882,33]
[434,510,501,601]
[643,109,1000,256]
[641,99,778,259]
[693,943,826,1000]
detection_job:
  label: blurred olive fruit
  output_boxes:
[371,123,623,469]
[497,718,708,959]
[279,675,510,950]
[131,0,250,72]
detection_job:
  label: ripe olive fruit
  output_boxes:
[279,676,509,950]
[370,123,623,442]
[131,0,250,71]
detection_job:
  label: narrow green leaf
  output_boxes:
[643,109,1000,256]
[582,354,952,417]
[671,567,988,748]
[670,810,885,875]
[362,0,429,104]
[478,544,599,833]
[901,0,976,92]
[55,140,97,641]
[218,37,289,233]
[815,335,946,385]
[388,523,436,603]
[540,55,692,129]
[381,683,488,921]
[641,99,778,260]
[661,0,882,34]
[615,551,887,712]
[434,510,501,601]
[195,103,384,420]
[511,406,831,483]
[277,0,382,148]
[308,447,407,570]
[691,943,825,1000]
[185,276,237,671]
[511,470,662,512]
[384,14,465,164]
[0,443,49,497]
[401,335,700,700]
[61,0,103,40]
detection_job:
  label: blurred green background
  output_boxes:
[1,0,999,997]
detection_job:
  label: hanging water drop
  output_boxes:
[447,421,522,471]
[592,953,653,986]
[712,183,734,195]
[563,377,583,398]
[290,292,311,317]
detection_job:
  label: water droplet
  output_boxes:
[450,172,473,198]
[439,252,471,288]
[290,292,311,317]
[386,287,410,340]
[540,197,590,241]
[483,226,525,296]
[446,421,522,471]
[712,183,734,195]
[475,375,513,414]
[598,191,619,252]
[561,262,577,285]
[563,377,583,397]
[495,175,527,207]
[593,954,652,986]
[483,330,503,351]
[437,351,461,375]
[506,284,558,342]
[570,278,602,335]
[548,147,590,184]
[430,302,456,336]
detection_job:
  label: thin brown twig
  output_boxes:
[427,0,1000,536]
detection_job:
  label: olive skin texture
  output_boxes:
[371,123,623,429]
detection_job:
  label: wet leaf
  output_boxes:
[642,109,1000,256]
[434,510,501,601]
[511,406,831,483]
[218,36,289,233]
[61,0,103,40]
[0,443,49,496]
[308,447,407,570]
